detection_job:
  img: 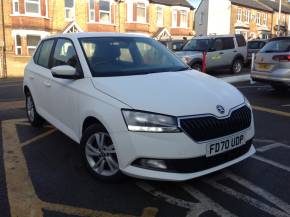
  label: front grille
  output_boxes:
[132,139,253,173]
[180,105,252,142]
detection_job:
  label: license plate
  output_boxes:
[255,63,273,71]
[206,133,246,157]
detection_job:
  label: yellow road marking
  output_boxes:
[2,119,158,217]
[0,100,25,110]
[252,105,290,118]
[21,129,57,147]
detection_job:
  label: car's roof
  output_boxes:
[192,35,236,40]
[269,37,290,42]
[44,32,150,40]
[248,39,268,43]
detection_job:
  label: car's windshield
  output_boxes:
[182,39,211,51]
[79,37,188,77]
[260,39,290,53]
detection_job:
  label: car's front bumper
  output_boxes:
[114,121,255,181]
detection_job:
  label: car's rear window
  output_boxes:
[260,40,290,53]
[248,41,265,49]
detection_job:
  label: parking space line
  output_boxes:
[252,106,290,118]
[21,128,57,147]
[252,155,290,173]
[224,171,290,214]
[0,100,25,110]
[253,138,275,143]
[204,179,289,217]
[256,143,289,152]
[2,119,157,217]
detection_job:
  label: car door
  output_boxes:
[220,37,236,66]
[49,38,83,140]
[206,38,224,69]
[29,39,55,118]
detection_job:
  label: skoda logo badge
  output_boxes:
[216,105,225,114]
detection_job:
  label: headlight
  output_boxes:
[182,56,192,64]
[122,109,180,133]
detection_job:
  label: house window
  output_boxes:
[13,0,19,14]
[180,10,188,28]
[27,35,41,55]
[237,8,242,22]
[137,2,146,23]
[65,0,75,20]
[15,35,22,55]
[88,0,95,22]
[263,13,268,26]
[172,9,177,27]
[156,6,163,27]
[256,12,261,25]
[25,0,40,15]
[244,9,250,23]
[199,12,204,25]
[99,0,111,23]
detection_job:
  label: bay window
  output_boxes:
[156,6,163,27]
[89,0,95,22]
[15,35,22,55]
[65,0,75,20]
[180,10,188,28]
[13,0,19,14]
[25,0,40,15]
[137,2,146,23]
[237,8,242,22]
[27,35,41,55]
[172,9,177,27]
[99,0,111,23]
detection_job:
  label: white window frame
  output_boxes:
[64,0,75,20]
[244,9,250,23]
[14,35,22,55]
[237,8,242,22]
[26,34,41,56]
[256,12,261,25]
[136,2,146,23]
[180,10,188,28]
[12,0,20,14]
[156,6,163,27]
[263,13,268,26]
[99,0,111,24]
[25,0,41,16]
[88,0,95,22]
[172,9,177,27]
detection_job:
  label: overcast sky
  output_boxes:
[188,0,201,8]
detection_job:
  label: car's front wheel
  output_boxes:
[25,92,44,127]
[81,124,123,182]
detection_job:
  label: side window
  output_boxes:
[213,38,223,51]
[51,39,80,70]
[222,38,235,50]
[37,39,54,68]
[33,42,42,63]
[235,34,246,47]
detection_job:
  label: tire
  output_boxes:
[25,92,45,127]
[191,62,202,72]
[231,58,243,74]
[271,84,288,92]
[81,124,124,182]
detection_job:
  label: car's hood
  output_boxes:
[91,71,245,117]
[175,51,202,58]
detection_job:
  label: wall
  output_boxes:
[207,0,231,35]
[194,0,209,36]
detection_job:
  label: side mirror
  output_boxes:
[51,65,81,79]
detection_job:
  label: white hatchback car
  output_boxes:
[23,33,255,181]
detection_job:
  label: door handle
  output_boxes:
[43,81,51,87]
[29,75,34,80]
[219,52,224,55]
[233,50,238,53]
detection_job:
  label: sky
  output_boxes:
[188,0,201,8]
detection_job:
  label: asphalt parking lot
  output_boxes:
[0,76,290,217]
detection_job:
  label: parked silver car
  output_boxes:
[175,34,247,74]
[251,37,290,91]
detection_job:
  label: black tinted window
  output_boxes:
[37,39,54,68]
[222,38,235,50]
[260,40,290,53]
[235,34,246,47]
[212,38,223,51]
[33,43,42,63]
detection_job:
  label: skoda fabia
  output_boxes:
[23,33,255,181]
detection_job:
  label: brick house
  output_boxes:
[195,0,290,40]
[0,0,194,77]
